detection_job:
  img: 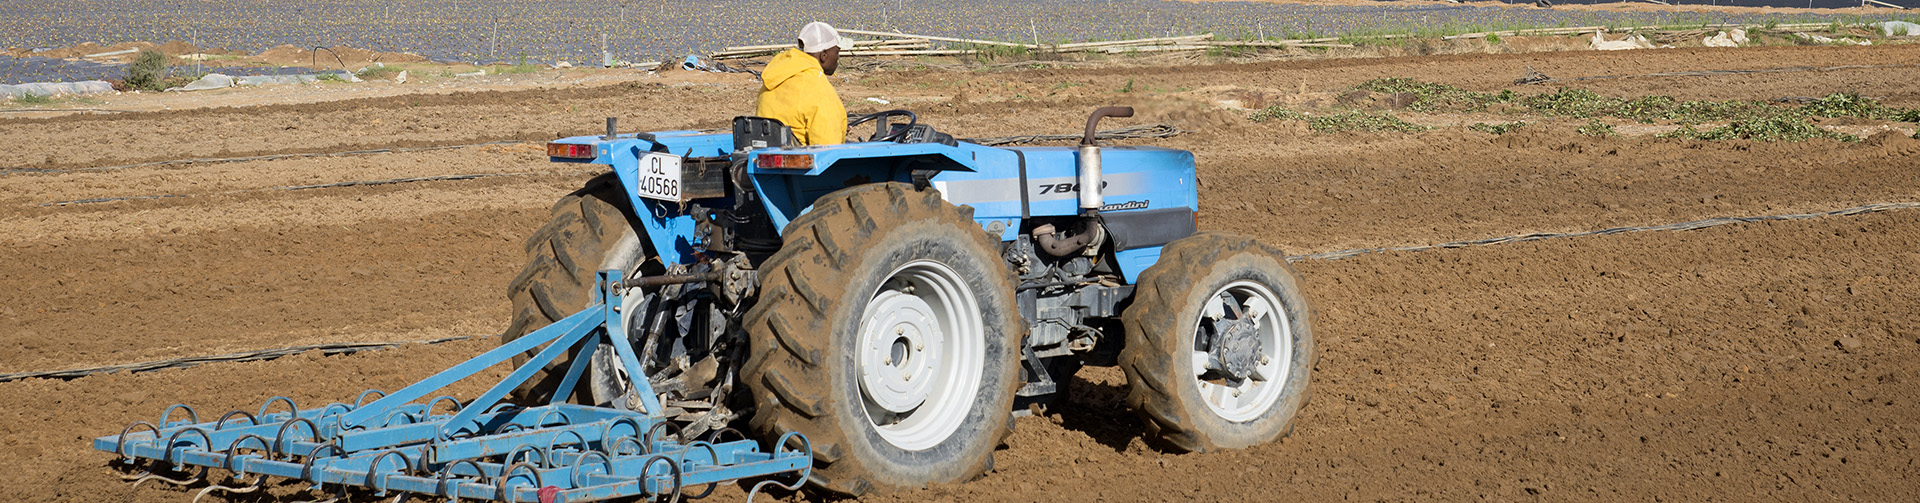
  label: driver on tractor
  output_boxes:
[756,21,851,145]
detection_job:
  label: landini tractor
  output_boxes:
[94,107,1316,502]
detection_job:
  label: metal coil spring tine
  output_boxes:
[548,429,591,463]
[495,423,526,434]
[743,433,812,503]
[128,466,206,491]
[299,443,346,491]
[162,427,214,468]
[676,441,722,500]
[600,417,645,456]
[639,454,684,503]
[427,396,464,415]
[190,473,266,503]
[610,436,647,457]
[355,389,388,408]
[570,450,614,489]
[485,402,523,415]
[678,441,719,467]
[365,449,414,496]
[381,409,420,428]
[159,404,201,427]
[536,409,571,427]
[274,417,321,455]
[704,427,747,444]
[645,421,683,446]
[258,396,299,421]
[495,461,544,502]
[225,434,272,475]
[116,421,161,462]
[503,444,548,470]
[214,410,259,430]
[319,402,356,416]
[438,458,487,503]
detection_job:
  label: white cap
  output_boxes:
[798,22,852,53]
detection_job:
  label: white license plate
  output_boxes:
[634,152,683,202]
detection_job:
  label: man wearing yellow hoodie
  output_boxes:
[756,22,850,145]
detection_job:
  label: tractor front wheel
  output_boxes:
[1120,231,1316,452]
[741,183,1023,496]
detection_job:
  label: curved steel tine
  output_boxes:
[743,432,813,503]
[115,421,161,462]
[677,441,723,500]
[214,410,259,430]
[129,466,205,491]
[257,396,299,421]
[495,461,545,501]
[355,389,388,408]
[159,404,200,427]
[365,449,414,496]
[639,454,684,503]
[744,434,812,503]
[191,473,266,503]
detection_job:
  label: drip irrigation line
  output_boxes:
[966,123,1183,146]
[0,140,540,176]
[0,335,480,383]
[1536,63,1920,84]
[1288,201,1920,262]
[40,170,596,206]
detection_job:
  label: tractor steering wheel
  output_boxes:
[848,110,918,143]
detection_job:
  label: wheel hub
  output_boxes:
[1208,316,1263,381]
[859,290,945,414]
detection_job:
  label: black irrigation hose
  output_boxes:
[966,123,1183,146]
[9,200,1918,384]
[1534,63,1920,84]
[39,171,580,206]
[0,140,539,176]
[1287,201,1920,262]
[0,335,480,383]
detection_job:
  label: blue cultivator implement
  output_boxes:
[93,271,809,502]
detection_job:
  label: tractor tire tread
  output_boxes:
[740,183,1020,497]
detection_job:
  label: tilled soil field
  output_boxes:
[2,43,1918,501]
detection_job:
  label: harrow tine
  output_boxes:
[191,474,266,503]
[128,466,205,490]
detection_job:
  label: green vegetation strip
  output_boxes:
[1252,77,1920,141]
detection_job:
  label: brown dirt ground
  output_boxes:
[2,42,1918,502]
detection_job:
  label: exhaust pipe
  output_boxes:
[1077,106,1132,216]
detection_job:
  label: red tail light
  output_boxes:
[547,143,596,159]
[756,154,814,170]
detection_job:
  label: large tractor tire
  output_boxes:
[503,172,650,405]
[741,183,1024,496]
[1120,231,1315,452]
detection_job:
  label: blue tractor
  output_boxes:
[511,107,1317,496]
[89,107,1314,501]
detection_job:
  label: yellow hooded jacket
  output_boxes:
[755,48,847,145]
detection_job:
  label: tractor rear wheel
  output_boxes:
[1120,231,1315,452]
[503,172,650,405]
[741,183,1023,496]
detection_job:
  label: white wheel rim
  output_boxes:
[1190,280,1292,422]
[857,259,983,451]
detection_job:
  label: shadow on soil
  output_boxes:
[1050,371,1146,452]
